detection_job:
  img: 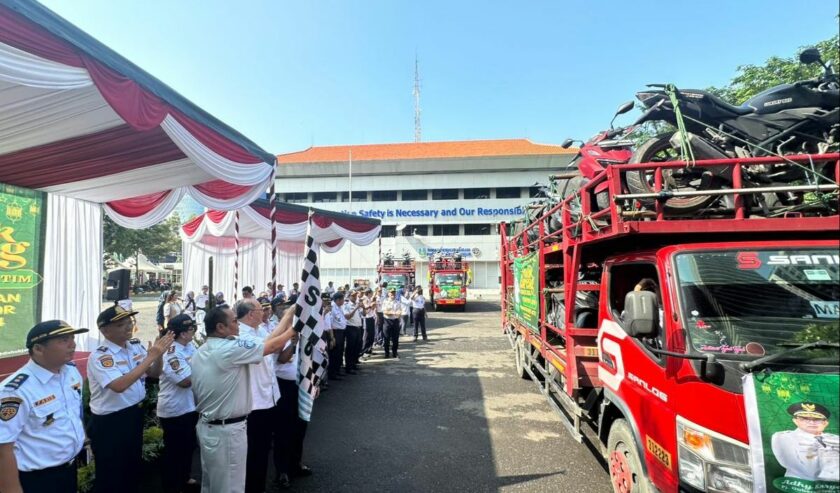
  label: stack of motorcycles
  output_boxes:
[508,46,839,248]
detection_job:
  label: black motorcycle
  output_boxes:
[628,47,839,213]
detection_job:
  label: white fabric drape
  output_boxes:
[102,188,187,229]
[182,239,305,301]
[41,194,103,351]
[160,115,273,186]
[0,41,92,89]
[311,220,381,246]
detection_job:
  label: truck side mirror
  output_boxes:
[623,291,659,337]
[799,47,823,65]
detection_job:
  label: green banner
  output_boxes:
[744,372,840,493]
[512,252,539,330]
[0,184,46,356]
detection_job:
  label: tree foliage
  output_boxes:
[103,214,182,259]
[707,35,840,104]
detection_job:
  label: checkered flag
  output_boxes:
[295,234,328,422]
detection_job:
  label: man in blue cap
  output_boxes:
[0,320,88,493]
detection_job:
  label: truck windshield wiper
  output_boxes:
[740,340,840,372]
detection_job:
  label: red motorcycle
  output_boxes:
[560,101,636,209]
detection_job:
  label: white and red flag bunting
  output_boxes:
[294,234,328,422]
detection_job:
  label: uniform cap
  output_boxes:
[788,401,830,420]
[166,314,196,335]
[331,292,344,301]
[97,304,138,328]
[26,320,88,348]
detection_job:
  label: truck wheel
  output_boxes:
[457,304,466,312]
[607,419,651,493]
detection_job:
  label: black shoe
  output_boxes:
[385,353,391,358]
[294,464,313,477]
[275,473,291,489]
[414,337,418,341]
[393,354,399,359]
[423,337,428,341]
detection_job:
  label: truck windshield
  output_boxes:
[382,274,407,288]
[674,249,839,360]
[435,273,464,286]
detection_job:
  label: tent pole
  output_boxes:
[234,210,239,302]
[348,150,353,287]
[270,158,277,297]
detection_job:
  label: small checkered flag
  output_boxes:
[295,234,328,422]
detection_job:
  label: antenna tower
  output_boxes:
[413,54,421,142]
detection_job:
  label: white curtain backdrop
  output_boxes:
[183,239,305,301]
[0,41,92,89]
[41,194,102,351]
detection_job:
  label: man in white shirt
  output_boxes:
[328,292,349,380]
[361,288,377,357]
[0,320,88,493]
[382,289,403,359]
[343,291,364,374]
[772,401,839,482]
[191,305,296,493]
[195,285,210,311]
[235,299,282,493]
[87,305,173,493]
[324,281,336,295]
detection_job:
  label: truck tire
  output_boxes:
[607,419,652,493]
[457,304,466,312]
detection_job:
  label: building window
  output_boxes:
[381,225,397,238]
[371,190,398,202]
[401,189,428,201]
[312,192,337,203]
[432,224,460,236]
[463,188,490,200]
[340,191,368,202]
[464,223,492,235]
[402,225,429,236]
[432,189,458,200]
[529,186,543,198]
[496,187,521,199]
[284,192,308,203]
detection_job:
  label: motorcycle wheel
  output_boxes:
[625,135,718,213]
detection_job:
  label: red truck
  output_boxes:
[377,254,416,292]
[500,154,839,493]
[428,256,470,311]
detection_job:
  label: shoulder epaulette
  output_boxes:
[129,338,142,345]
[97,346,108,352]
[66,361,76,367]
[4,374,28,390]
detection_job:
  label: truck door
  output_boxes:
[602,260,678,488]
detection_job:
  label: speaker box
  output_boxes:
[105,269,130,301]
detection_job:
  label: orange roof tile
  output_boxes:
[277,139,575,164]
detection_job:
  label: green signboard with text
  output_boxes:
[512,252,539,331]
[0,184,46,355]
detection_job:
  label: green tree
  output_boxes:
[708,35,840,104]
[103,214,182,261]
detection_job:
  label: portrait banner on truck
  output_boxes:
[512,252,538,330]
[0,184,46,356]
[744,372,840,493]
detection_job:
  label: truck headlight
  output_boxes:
[676,416,752,493]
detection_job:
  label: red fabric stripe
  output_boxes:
[106,190,172,218]
[193,180,253,200]
[171,110,260,164]
[250,204,308,224]
[0,125,186,189]
[82,59,168,131]
[0,6,83,66]
[181,213,206,236]
[206,210,229,223]
[311,215,376,233]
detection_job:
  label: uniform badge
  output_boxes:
[167,345,176,354]
[34,395,56,407]
[72,382,82,395]
[237,339,256,349]
[43,413,55,427]
[4,374,28,390]
[0,397,22,421]
[99,355,115,368]
[169,358,181,371]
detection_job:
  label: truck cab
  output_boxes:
[599,240,838,492]
[429,257,470,311]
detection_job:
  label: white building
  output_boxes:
[276,139,575,289]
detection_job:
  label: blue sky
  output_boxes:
[40,0,839,154]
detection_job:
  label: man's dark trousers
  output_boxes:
[90,404,144,493]
[344,325,362,370]
[19,462,77,493]
[246,407,275,493]
[328,329,346,377]
[160,411,199,493]
[362,317,375,354]
[384,318,401,357]
[274,378,308,477]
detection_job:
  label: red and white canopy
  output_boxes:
[0,0,276,228]
[181,200,381,253]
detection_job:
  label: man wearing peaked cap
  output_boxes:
[772,400,840,482]
[157,314,199,493]
[0,321,88,493]
[87,304,174,493]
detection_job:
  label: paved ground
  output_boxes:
[284,301,611,493]
[110,299,611,492]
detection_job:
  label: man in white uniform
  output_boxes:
[772,401,840,482]
[191,305,296,493]
[87,305,172,493]
[236,299,281,493]
[0,321,88,493]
